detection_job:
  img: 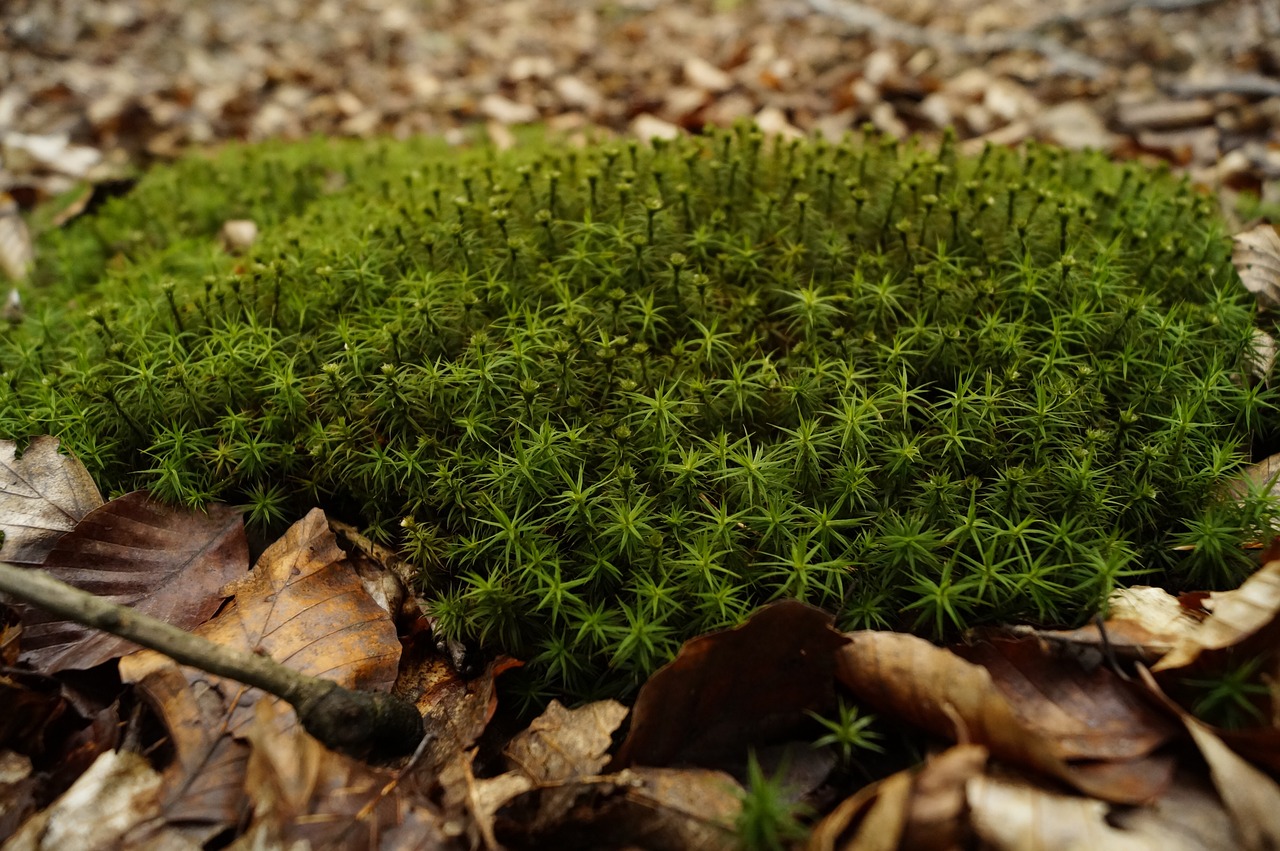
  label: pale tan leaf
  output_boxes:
[502,699,629,832]
[1234,223,1280,311]
[3,750,173,851]
[1139,667,1280,851]
[0,194,32,283]
[0,436,103,565]
[968,773,1228,851]
[1153,560,1280,672]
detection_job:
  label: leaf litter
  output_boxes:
[7,437,1280,849]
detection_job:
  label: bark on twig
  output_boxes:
[0,560,424,757]
[805,0,1109,78]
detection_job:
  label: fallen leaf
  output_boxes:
[968,771,1230,851]
[683,57,733,93]
[1153,560,1280,672]
[836,631,1174,803]
[0,194,33,283]
[158,508,402,735]
[3,750,171,851]
[631,113,681,142]
[900,745,989,851]
[1139,667,1280,851]
[241,699,447,851]
[0,436,102,566]
[806,768,913,851]
[0,751,39,840]
[1234,223,1280,311]
[614,600,849,769]
[1012,586,1202,664]
[500,767,743,851]
[955,637,1177,762]
[503,699,628,830]
[121,654,252,844]
[16,491,247,672]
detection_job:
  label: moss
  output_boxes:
[4,126,1277,701]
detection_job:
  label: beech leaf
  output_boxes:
[836,631,1175,803]
[0,436,102,566]
[1234,223,1280,311]
[16,491,246,672]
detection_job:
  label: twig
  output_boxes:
[0,560,424,758]
[1169,74,1280,99]
[805,0,1110,79]
[1032,0,1226,30]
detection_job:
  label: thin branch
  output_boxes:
[804,0,1110,79]
[0,560,424,757]
[1032,0,1226,30]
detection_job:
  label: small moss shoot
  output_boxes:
[4,126,1278,701]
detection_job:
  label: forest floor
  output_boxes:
[2,0,1277,220]
[2,2,1280,850]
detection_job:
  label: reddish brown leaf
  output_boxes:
[614,600,849,768]
[955,637,1177,762]
[0,436,102,566]
[15,491,247,672]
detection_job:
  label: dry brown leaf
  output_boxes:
[0,436,102,566]
[1017,586,1202,664]
[398,651,522,788]
[806,769,912,851]
[614,600,848,769]
[503,699,628,830]
[240,699,448,851]
[16,492,247,672]
[900,745,989,851]
[955,637,1176,762]
[122,509,402,738]
[836,631,1173,803]
[120,655,251,845]
[1234,223,1280,311]
[501,766,743,851]
[1153,560,1280,672]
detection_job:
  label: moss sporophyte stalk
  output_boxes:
[6,125,1279,701]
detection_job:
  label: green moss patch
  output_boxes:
[5,127,1276,701]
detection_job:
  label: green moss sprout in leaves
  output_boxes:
[809,699,883,766]
[734,751,812,851]
[5,125,1279,700]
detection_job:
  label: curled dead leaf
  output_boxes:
[836,632,1175,804]
[1153,560,1280,672]
[614,600,848,769]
